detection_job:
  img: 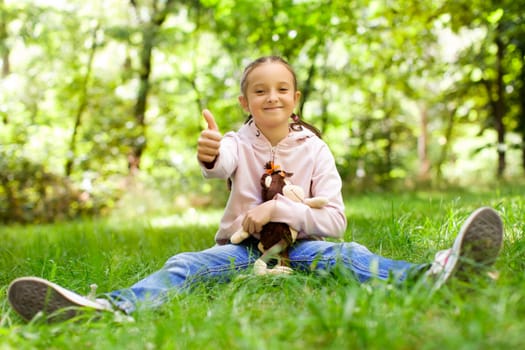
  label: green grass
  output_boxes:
[1,186,524,349]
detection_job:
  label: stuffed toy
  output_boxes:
[230,161,328,275]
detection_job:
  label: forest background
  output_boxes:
[1,0,524,224]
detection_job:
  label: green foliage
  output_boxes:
[0,149,110,224]
[0,187,524,349]
[1,0,525,223]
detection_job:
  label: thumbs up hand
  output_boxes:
[202,108,219,132]
[197,109,222,166]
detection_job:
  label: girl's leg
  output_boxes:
[107,242,260,313]
[289,240,425,283]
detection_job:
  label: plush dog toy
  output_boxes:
[230,161,328,275]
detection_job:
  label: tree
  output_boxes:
[445,0,525,178]
[126,0,176,175]
[0,0,11,77]
[65,22,100,176]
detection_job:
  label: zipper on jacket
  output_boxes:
[270,146,276,165]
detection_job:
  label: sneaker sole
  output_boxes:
[7,277,109,322]
[437,207,504,288]
[454,206,503,268]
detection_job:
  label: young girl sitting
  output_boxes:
[7,56,504,322]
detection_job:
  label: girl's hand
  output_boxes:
[198,109,222,166]
[242,200,276,234]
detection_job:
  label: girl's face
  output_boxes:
[239,62,300,134]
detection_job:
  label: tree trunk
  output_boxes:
[418,103,431,183]
[127,0,175,175]
[0,0,10,124]
[1,48,8,78]
[383,109,394,188]
[128,26,153,175]
[518,44,525,174]
[494,35,506,178]
[65,23,99,176]
[0,0,10,78]
[435,106,457,186]
[482,33,507,179]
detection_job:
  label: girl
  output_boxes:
[7,56,504,322]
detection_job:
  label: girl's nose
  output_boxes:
[267,90,278,102]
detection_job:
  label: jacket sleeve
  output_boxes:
[271,143,347,239]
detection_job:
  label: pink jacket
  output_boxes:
[200,120,347,245]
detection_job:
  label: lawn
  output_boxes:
[1,185,524,349]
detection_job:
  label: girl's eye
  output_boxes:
[255,90,265,94]
[279,88,289,92]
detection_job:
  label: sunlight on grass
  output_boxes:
[149,208,223,229]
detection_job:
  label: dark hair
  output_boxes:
[240,56,322,139]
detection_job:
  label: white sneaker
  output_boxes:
[7,276,114,322]
[426,207,503,290]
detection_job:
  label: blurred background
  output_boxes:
[1,0,524,224]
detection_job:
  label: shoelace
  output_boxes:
[87,283,98,301]
[428,249,452,275]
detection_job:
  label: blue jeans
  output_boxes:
[107,239,424,314]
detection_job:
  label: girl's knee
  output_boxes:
[341,242,371,254]
[315,242,371,259]
[164,252,198,270]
